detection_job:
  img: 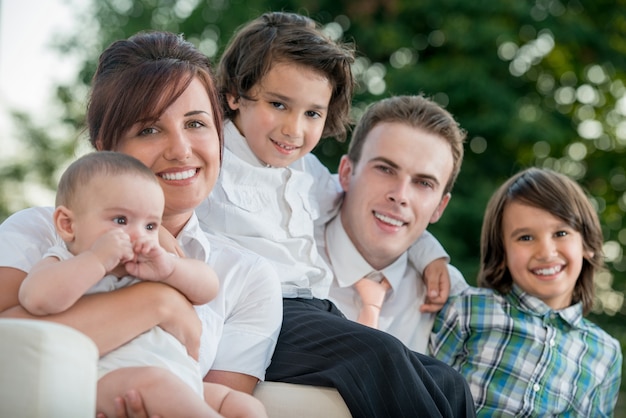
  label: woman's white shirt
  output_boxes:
[0,206,282,381]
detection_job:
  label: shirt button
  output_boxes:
[549,339,555,347]
[533,383,540,392]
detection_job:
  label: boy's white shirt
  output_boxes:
[196,120,452,300]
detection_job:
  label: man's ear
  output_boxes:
[429,192,451,223]
[53,206,76,242]
[337,155,354,192]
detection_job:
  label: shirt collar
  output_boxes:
[176,212,211,262]
[326,212,407,290]
[508,283,583,327]
[224,119,271,168]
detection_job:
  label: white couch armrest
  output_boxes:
[254,381,351,418]
[0,319,99,418]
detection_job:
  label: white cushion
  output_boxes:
[0,319,351,417]
[0,319,98,418]
[254,381,351,418]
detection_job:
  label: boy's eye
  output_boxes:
[305,110,321,119]
[113,216,127,225]
[146,223,158,231]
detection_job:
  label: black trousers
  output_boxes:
[266,298,476,418]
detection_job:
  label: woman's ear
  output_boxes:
[53,206,76,242]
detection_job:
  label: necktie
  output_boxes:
[354,272,390,329]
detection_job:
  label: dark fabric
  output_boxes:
[266,298,476,418]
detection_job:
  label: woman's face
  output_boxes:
[113,77,220,228]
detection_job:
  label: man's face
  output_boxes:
[339,121,453,270]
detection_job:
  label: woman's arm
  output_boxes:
[1,267,201,358]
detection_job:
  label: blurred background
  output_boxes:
[1,0,625,413]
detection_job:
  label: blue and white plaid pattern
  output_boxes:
[430,285,622,417]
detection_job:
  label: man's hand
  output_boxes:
[420,257,450,313]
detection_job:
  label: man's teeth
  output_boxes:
[534,265,562,275]
[160,169,196,180]
[374,212,404,227]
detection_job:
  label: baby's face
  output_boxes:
[501,201,583,310]
[228,62,332,168]
[68,173,164,255]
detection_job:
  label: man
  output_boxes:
[320,95,468,353]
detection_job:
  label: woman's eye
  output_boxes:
[518,235,532,242]
[139,127,158,136]
[113,216,127,225]
[270,102,285,110]
[187,120,206,129]
[555,230,569,238]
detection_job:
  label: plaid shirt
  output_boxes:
[430,284,622,417]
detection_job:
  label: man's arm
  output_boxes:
[407,230,451,312]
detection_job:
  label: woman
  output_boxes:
[0,31,282,414]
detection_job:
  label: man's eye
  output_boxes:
[113,217,127,225]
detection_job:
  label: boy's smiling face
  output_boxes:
[502,201,584,310]
[227,62,332,167]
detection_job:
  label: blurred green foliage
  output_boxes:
[1,0,625,411]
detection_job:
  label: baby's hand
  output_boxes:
[89,229,134,273]
[124,236,175,281]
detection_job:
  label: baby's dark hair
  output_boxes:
[217,11,355,140]
[479,167,604,314]
[56,151,158,208]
